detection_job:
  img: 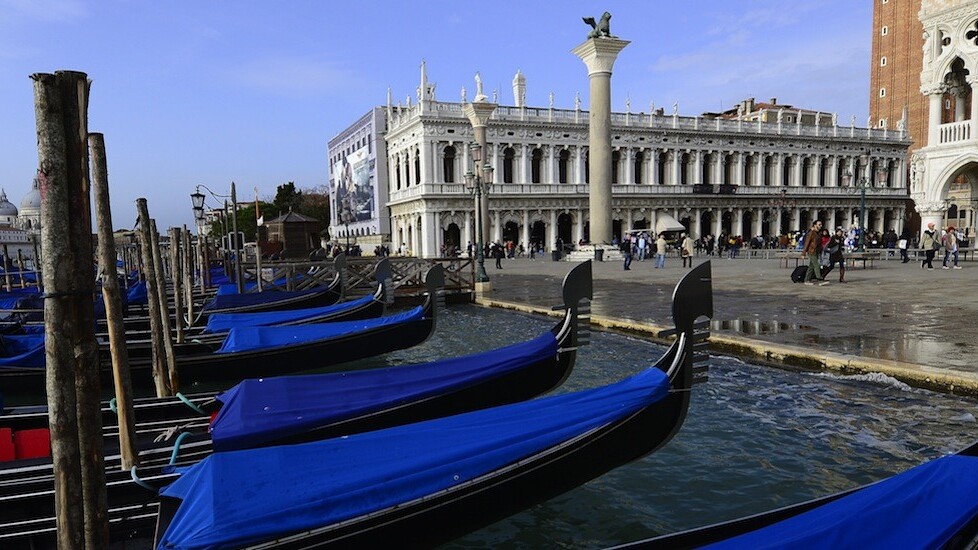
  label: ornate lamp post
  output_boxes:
[464,143,494,284]
[340,196,355,253]
[842,153,889,252]
[768,187,797,237]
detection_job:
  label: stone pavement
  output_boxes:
[472,252,978,395]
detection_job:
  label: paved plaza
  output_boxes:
[474,251,978,395]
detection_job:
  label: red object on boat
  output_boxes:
[13,428,50,460]
[0,428,14,462]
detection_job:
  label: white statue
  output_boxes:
[868,115,873,129]
[625,95,631,112]
[549,91,555,109]
[922,30,931,60]
[815,112,821,126]
[650,100,655,114]
[851,115,856,127]
[575,92,582,110]
[796,110,802,123]
[520,89,526,107]
[672,101,678,116]
[777,108,784,123]
[473,72,487,102]
[832,113,838,126]
[460,86,467,103]
[492,89,498,103]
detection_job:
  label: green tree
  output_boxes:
[273,181,303,213]
[210,201,272,244]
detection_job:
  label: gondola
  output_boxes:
[150,262,713,549]
[616,438,978,549]
[0,261,595,546]
[196,253,347,317]
[0,263,442,391]
[0,259,590,472]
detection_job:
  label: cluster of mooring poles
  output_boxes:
[31,69,216,548]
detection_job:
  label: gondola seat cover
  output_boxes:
[157,366,669,549]
[126,281,148,306]
[203,294,376,333]
[215,306,424,354]
[210,332,559,451]
[201,286,329,312]
[704,454,978,549]
[0,335,45,369]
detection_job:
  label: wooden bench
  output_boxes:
[845,251,881,269]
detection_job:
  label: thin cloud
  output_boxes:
[229,56,360,97]
[0,0,87,23]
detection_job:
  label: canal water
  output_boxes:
[366,304,978,548]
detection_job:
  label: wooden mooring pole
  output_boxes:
[90,132,138,471]
[151,220,179,392]
[32,70,109,549]
[169,227,185,343]
[135,199,172,397]
[182,225,195,328]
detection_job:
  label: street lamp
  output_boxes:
[464,143,494,283]
[339,196,355,253]
[842,153,890,252]
[768,187,797,236]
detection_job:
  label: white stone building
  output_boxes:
[911,0,978,236]
[380,69,911,258]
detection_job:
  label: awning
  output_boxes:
[655,213,687,235]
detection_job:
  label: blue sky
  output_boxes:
[0,0,872,230]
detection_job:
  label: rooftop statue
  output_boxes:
[583,12,613,39]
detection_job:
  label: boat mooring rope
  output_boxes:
[176,392,207,415]
[169,432,190,465]
[130,466,157,493]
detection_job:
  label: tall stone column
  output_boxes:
[463,98,498,250]
[573,34,630,244]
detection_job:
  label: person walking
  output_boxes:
[655,233,667,269]
[492,241,504,269]
[802,220,829,285]
[827,228,847,283]
[921,222,939,270]
[943,226,961,269]
[898,227,912,263]
[680,233,694,268]
[621,235,633,271]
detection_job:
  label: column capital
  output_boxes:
[463,101,498,128]
[572,37,631,76]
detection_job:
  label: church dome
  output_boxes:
[20,177,41,211]
[0,189,18,217]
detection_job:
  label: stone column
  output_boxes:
[672,150,683,185]
[791,156,803,187]
[733,208,744,236]
[574,146,585,184]
[492,209,502,243]
[970,77,978,142]
[713,210,723,236]
[775,208,783,235]
[774,154,784,186]
[927,88,943,147]
[463,211,473,249]
[547,209,558,250]
[753,208,763,237]
[755,155,765,186]
[735,153,745,186]
[693,209,702,237]
[650,149,659,184]
[548,145,559,184]
[829,156,839,187]
[519,143,530,183]
[573,209,584,244]
[463,99,498,252]
[521,210,530,249]
[573,35,630,244]
[693,150,704,184]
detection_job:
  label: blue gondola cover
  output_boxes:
[210,332,559,451]
[705,454,978,549]
[157,365,670,549]
[201,286,329,312]
[203,294,375,333]
[126,281,148,305]
[0,334,45,369]
[215,306,423,354]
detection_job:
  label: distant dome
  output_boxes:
[0,189,18,217]
[20,177,40,211]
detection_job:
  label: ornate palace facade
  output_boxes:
[380,76,910,258]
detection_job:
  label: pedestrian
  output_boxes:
[943,226,961,269]
[827,228,847,283]
[802,220,829,285]
[621,235,633,271]
[655,233,667,269]
[921,222,939,270]
[680,233,694,268]
[492,241,504,269]
[637,233,648,261]
[898,227,911,263]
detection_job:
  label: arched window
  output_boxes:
[633,151,644,184]
[584,148,590,183]
[395,155,402,189]
[503,147,515,183]
[611,150,620,183]
[414,151,421,185]
[558,149,570,183]
[443,146,456,183]
[531,148,543,183]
